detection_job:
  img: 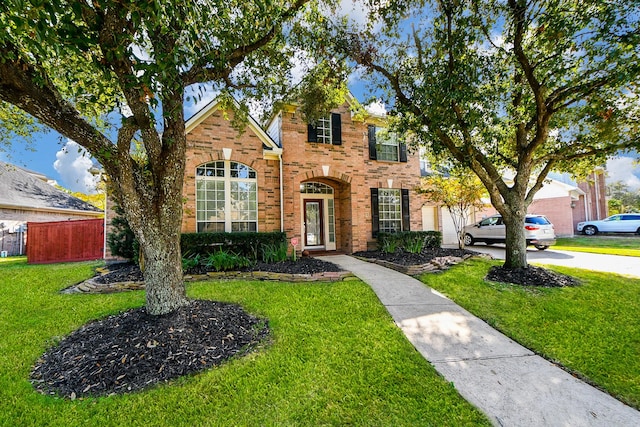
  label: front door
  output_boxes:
[304,199,324,247]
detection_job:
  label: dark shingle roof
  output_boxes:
[0,161,102,213]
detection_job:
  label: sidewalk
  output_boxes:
[319,255,640,427]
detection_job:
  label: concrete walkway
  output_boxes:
[319,255,640,427]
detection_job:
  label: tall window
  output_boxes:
[378,189,402,232]
[371,188,410,236]
[196,161,257,233]
[315,116,332,144]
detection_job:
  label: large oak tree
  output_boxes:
[0,0,315,314]
[337,0,639,268]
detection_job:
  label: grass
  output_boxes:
[419,258,640,410]
[0,259,489,426]
[554,236,640,257]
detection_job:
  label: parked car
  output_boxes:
[577,214,640,235]
[463,214,556,250]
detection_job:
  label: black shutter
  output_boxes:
[368,125,377,160]
[331,113,342,145]
[371,188,379,237]
[401,189,410,231]
[399,143,408,162]
[307,124,317,143]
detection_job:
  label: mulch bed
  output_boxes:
[31,300,269,399]
[353,247,478,265]
[34,248,579,399]
[94,257,343,284]
[486,265,580,287]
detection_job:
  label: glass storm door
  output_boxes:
[304,200,324,247]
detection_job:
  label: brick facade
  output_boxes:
[181,98,425,254]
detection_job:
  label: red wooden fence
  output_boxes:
[27,219,104,264]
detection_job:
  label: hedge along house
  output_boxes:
[181,93,427,254]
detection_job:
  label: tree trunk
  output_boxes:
[139,224,189,315]
[502,210,528,269]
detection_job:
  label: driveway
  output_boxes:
[460,244,640,278]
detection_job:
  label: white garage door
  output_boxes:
[441,207,459,246]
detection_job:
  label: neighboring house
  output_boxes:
[0,161,104,256]
[180,94,428,254]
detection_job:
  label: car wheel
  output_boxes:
[463,233,474,246]
[583,225,598,236]
[534,245,548,250]
[637,227,640,236]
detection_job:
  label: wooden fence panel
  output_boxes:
[27,219,104,264]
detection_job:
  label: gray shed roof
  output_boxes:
[0,161,102,213]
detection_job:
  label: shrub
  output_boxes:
[261,241,289,263]
[377,231,442,253]
[106,206,139,262]
[181,232,286,261]
[203,250,252,272]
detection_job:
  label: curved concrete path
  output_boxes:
[319,255,640,427]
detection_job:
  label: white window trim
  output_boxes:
[196,161,258,233]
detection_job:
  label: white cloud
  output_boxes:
[365,99,387,116]
[606,156,640,191]
[53,140,100,194]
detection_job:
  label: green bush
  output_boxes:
[377,231,442,253]
[261,241,289,263]
[106,206,139,262]
[203,249,252,272]
[181,232,286,261]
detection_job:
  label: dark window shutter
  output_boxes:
[371,188,379,237]
[399,143,408,162]
[368,125,377,160]
[331,113,342,145]
[401,189,410,231]
[307,124,317,143]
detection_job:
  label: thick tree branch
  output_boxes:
[0,41,113,164]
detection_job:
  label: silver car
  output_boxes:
[577,214,640,236]
[463,214,556,250]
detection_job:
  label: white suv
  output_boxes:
[463,214,556,250]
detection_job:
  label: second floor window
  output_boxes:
[368,125,407,162]
[308,113,342,145]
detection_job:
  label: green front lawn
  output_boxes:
[0,259,489,426]
[420,258,640,410]
[554,236,640,257]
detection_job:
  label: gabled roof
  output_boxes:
[185,97,282,157]
[0,161,103,215]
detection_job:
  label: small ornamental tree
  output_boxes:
[417,169,486,249]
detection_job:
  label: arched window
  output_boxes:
[196,161,257,232]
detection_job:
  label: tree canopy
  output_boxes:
[335,0,640,267]
[0,0,319,314]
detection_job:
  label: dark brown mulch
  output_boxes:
[486,265,580,287]
[94,257,343,284]
[31,300,269,399]
[353,247,479,265]
[355,248,580,288]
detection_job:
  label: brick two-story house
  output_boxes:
[181,94,426,254]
